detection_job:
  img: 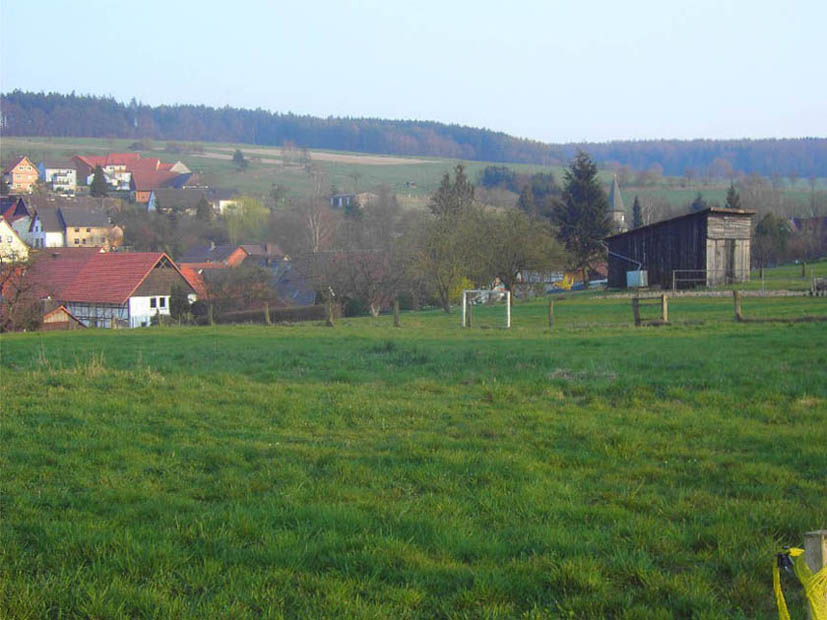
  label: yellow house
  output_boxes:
[0,217,29,262]
[3,156,39,193]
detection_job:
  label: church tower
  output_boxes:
[608,175,628,233]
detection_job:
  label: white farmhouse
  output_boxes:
[38,161,78,194]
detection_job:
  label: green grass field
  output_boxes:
[2,294,826,618]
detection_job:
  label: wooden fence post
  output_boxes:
[208,303,214,326]
[733,290,743,321]
[632,298,641,327]
[805,530,827,616]
[661,294,668,323]
[548,299,554,331]
[393,298,400,327]
[802,261,807,279]
[326,299,335,327]
[264,302,272,326]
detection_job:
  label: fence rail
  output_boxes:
[672,268,751,292]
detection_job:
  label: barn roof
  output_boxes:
[605,207,755,241]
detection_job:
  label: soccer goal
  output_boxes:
[461,289,511,328]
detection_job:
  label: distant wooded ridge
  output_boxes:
[2,90,825,177]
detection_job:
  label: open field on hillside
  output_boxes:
[2,136,821,212]
[2,294,826,617]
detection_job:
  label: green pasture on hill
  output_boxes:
[3,136,821,211]
[2,294,826,618]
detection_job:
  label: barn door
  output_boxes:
[725,239,735,284]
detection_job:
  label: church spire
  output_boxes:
[608,175,628,233]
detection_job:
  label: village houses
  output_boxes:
[3,156,39,193]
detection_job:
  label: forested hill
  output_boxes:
[2,90,825,177]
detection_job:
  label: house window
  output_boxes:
[74,238,80,244]
[75,228,79,232]
[159,297,166,308]
[150,297,157,308]
[86,228,91,232]
[82,238,87,244]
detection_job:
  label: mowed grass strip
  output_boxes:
[1,296,826,617]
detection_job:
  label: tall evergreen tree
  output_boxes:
[632,195,643,228]
[725,184,742,210]
[232,149,248,171]
[195,196,213,222]
[428,164,474,218]
[89,165,108,197]
[689,192,709,212]
[551,151,611,286]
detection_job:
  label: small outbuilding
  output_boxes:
[606,207,754,289]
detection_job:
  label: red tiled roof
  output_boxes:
[62,252,169,303]
[179,266,208,299]
[27,250,193,305]
[178,261,229,271]
[131,169,181,191]
[24,248,105,300]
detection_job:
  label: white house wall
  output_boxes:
[128,295,170,327]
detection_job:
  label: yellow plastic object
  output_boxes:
[774,547,827,620]
[558,274,574,291]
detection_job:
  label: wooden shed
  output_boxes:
[606,208,754,289]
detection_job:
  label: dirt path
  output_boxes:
[210,146,436,166]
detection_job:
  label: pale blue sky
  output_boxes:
[2,0,825,143]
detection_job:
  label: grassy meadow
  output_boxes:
[2,294,826,618]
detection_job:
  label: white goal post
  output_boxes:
[461,289,511,328]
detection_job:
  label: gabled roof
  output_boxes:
[1,197,31,222]
[608,176,624,213]
[31,207,64,233]
[605,207,756,241]
[131,168,182,191]
[40,160,77,170]
[179,244,242,264]
[25,248,106,299]
[152,188,207,209]
[59,206,110,227]
[42,304,85,326]
[3,156,35,174]
[179,266,208,299]
[29,251,194,305]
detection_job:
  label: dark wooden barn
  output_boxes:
[606,208,754,289]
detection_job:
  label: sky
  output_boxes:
[2,0,825,144]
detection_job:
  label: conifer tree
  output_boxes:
[551,151,610,286]
[232,149,248,171]
[89,165,108,197]
[725,184,742,210]
[428,164,474,218]
[195,196,213,222]
[632,195,643,228]
[690,192,709,212]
